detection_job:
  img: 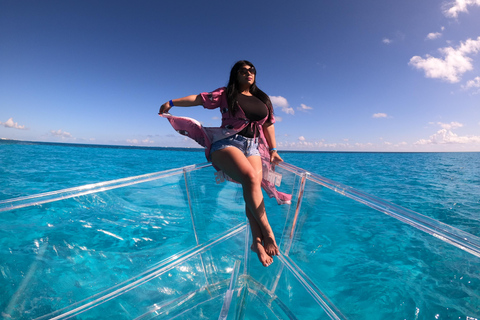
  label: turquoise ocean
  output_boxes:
[1,140,479,319]
[2,140,479,235]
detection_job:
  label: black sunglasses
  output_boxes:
[238,67,256,75]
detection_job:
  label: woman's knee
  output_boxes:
[241,169,261,188]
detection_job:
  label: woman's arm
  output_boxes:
[262,122,283,163]
[158,94,203,114]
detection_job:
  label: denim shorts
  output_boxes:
[210,134,260,158]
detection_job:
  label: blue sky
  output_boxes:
[1,0,479,151]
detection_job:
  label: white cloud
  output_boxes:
[270,95,295,115]
[270,96,288,108]
[278,139,341,149]
[276,138,413,151]
[0,118,26,130]
[463,76,480,89]
[438,121,463,130]
[297,104,313,112]
[426,32,442,40]
[409,37,480,83]
[383,38,392,44]
[415,121,480,145]
[50,129,72,138]
[444,0,480,18]
[127,138,155,145]
[275,116,283,122]
[372,113,388,118]
[354,142,374,148]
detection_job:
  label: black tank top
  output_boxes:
[236,94,269,138]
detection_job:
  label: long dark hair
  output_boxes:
[226,60,274,118]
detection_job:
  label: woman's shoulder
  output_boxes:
[203,87,226,98]
[201,87,227,98]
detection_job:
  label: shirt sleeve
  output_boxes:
[199,87,227,110]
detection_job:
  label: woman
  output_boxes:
[159,60,286,267]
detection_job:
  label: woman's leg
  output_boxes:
[245,155,274,266]
[246,204,273,266]
[211,147,279,256]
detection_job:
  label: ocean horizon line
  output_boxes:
[1,138,479,154]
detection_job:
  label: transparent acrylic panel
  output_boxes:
[259,164,299,259]
[245,164,346,320]
[183,166,246,244]
[42,226,247,320]
[0,171,198,319]
[238,265,340,320]
[287,177,480,320]
[4,161,478,320]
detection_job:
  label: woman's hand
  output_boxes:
[270,150,283,163]
[159,101,173,115]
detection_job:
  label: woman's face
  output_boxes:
[237,65,256,87]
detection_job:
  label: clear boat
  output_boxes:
[1,162,479,319]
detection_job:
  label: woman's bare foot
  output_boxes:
[263,233,279,256]
[251,242,273,267]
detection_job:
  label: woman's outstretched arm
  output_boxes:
[159,94,203,114]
